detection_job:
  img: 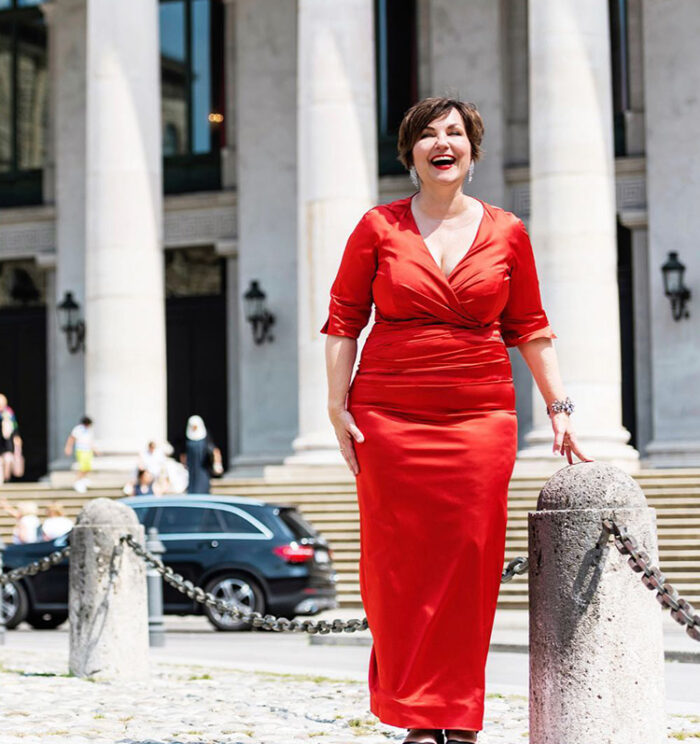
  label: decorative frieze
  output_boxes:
[0,206,56,258]
[506,157,647,219]
[163,192,237,248]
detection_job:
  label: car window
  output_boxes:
[131,507,155,530]
[278,508,317,539]
[201,508,224,532]
[218,508,265,534]
[156,506,212,534]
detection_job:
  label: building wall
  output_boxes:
[3,0,700,472]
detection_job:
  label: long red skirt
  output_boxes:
[348,322,518,731]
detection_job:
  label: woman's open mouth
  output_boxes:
[430,155,456,171]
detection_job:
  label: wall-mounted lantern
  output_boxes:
[243,280,275,344]
[661,252,691,321]
[57,291,85,353]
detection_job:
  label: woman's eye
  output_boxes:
[419,132,433,139]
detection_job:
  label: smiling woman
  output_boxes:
[322,97,589,744]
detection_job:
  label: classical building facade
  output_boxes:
[0,0,697,479]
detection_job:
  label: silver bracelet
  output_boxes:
[546,396,575,416]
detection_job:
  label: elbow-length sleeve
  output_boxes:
[320,211,378,339]
[500,219,557,347]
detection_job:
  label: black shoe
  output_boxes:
[444,731,477,744]
[402,730,445,744]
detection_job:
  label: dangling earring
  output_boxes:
[467,161,475,183]
[409,165,420,190]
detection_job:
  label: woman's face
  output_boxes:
[411,108,472,188]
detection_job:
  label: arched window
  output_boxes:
[0,0,47,207]
[160,0,225,194]
[375,0,418,176]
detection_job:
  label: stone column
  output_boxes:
[84,0,166,463]
[517,0,638,473]
[286,0,378,468]
[428,0,506,207]
[47,0,88,474]
[231,0,298,476]
[224,253,240,469]
[642,0,700,467]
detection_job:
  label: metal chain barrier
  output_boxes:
[0,546,71,586]
[122,534,529,634]
[602,518,700,642]
[3,524,697,641]
[501,556,529,582]
[121,533,367,633]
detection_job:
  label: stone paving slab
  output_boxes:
[1,647,699,744]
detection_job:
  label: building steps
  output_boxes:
[0,469,699,611]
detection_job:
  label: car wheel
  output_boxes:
[2,581,28,630]
[203,573,265,631]
[26,612,68,630]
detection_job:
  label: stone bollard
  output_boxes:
[69,498,149,680]
[529,462,665,744]
[145,527,166,647]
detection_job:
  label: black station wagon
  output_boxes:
[1,495,337,631]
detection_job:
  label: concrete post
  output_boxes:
[69,499,149,680]
[529,463,665,744]
[145,526,165,648]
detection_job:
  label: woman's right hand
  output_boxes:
[328,406,364,476]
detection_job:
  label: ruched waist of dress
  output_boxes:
[356,319,512,382]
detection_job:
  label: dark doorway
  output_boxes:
[166,294,228,464]
[0,306,47,480]
[617,220,637,449]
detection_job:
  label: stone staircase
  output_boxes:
[1,470,699,610]
[211,470,700,609]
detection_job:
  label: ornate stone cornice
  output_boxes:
[163,191,237,249]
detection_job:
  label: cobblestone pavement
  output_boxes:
[1,646,699,744]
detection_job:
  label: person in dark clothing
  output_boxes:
[0,394,23,483]
[181,415,222,494]
[132,468,155,496]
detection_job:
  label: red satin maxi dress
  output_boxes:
[321,195,555,731]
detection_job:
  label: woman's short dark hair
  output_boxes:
[397,97,485,170]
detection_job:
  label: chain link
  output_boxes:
[602,518,700,642]
[122,534,528,634]
[501,556,529,583]
[121,534,367,634]
[1,526,694,641]
[0,546,71,587]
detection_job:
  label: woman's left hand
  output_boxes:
[551,413,593,465]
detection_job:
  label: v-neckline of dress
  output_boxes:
[407,194,488,283]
